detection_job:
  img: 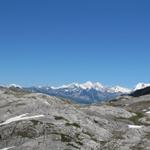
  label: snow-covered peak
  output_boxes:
[50,81,132,93]
[134,83,150,91]
[51,81,104,91]
[51,83,80,89]
[79,81,93,89]
[79,81,104,90]
[110,86,131,93]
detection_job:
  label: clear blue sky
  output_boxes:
[0,0,150,88]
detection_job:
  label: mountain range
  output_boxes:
[20,81,149,104]
[2,81,150,104]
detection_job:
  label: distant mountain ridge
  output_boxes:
[5,81,150,104]
[50,81,131,93]
[24,81,131,104]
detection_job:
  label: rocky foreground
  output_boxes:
[0,87,150,150]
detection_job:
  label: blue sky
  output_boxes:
[0,0,150,88]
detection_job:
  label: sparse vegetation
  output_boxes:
[75,140,83,146]
[103,142,119,150]
[112,131,125,140]
[17,130,36,138]
[65,122,80,128]
[15,103,26,106]
[60,134,72,142]
[127,101,150,112]
[30,120,43,126]
[131,142,145,150]
[4,87,30,98]
[67,143,80,149]
[129,112,144,125]
[145,132,150,139]
[54,116,68,121]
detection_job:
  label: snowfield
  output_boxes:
[0,113,44,126]
[128,125,143,129]
[0,146,16,150]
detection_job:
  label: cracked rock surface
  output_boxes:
[0,87,150,150]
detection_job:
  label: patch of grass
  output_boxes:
[131,142,145,150]
[61,134,83,145]
[50,132,72,143]
[129,112,144,125]
[67,143,80,149]
[112,131,125,140]
[65,122,80,128]
[15,103,26,106]
[127,101,150,112]
[17,130,36,138]
[30,120,43,126]
[103,142,119,150]
[75,140,83,146]
[91,137,98,142]
[100,141,107,146]
[145,132,150,139]
[60,134,72,142]
[46,123,55,128]
[54,116,68,121]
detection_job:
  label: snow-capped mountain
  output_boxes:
[110,86,131,93]
[134,83,150,91]
[3,81,150,104]
[25,81,131,104]
[51,81,131,93]
[51,81,105,91]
